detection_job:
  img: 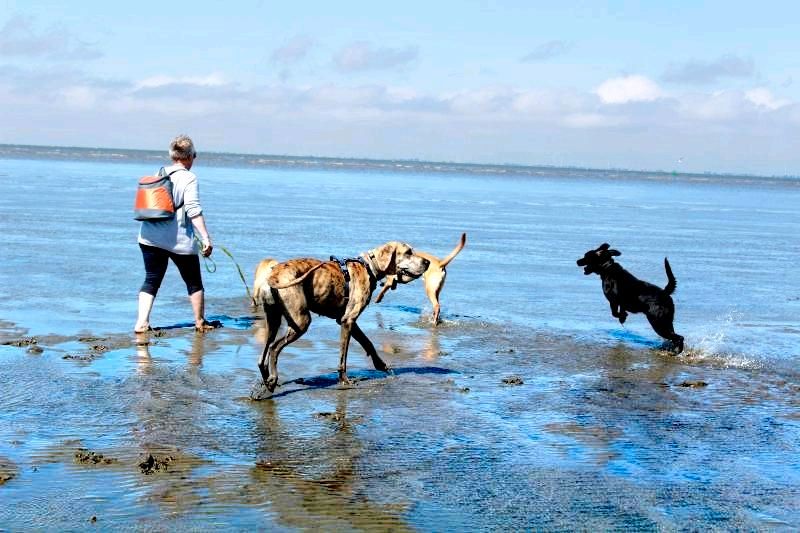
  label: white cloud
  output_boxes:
[334,42,418,72]
[59,86,96,109]
[446,86,514,114]
[677,89,793,121]
[663,54,755,85]
[521,40,573,62]
[745,87,789,110]
[596,75,664,104]
[562,112,623,129]
[134,74,228,90]
[511,90,585,115]
[0,15,101,60]
[678,91,748,121]
[2,62,800,174]
[271,36,315,64]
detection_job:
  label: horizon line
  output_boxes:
[0,142,797,181]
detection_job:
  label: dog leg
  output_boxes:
[430,297,441,325]
[374,278,393,303]
[266,327,300,392]
[647,315,684,355]
[351,322,390,372]
[266,316,309,392]
[609,302,627,323]
[258,344,270,385]
[338,319,356,387]
[425,276,445,325]
[257,305,281,385]
[671,334,685,354]
[423,269,446,325]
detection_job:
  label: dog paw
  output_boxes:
[337,378,357,389]
[372,360,390,372]
[618,313,628,324]
[250,382,273,401]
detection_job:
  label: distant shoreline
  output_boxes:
[1,143,797,185]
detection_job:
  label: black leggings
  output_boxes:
[139,243,204,296]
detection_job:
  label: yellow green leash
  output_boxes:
[194,235,253,302]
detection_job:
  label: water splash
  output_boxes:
[683,309,764,369]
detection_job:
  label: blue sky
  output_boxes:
[1,1,799,175]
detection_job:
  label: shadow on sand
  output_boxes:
[255,366,457,400]
[607,328,675,350]
[153,314,259,331]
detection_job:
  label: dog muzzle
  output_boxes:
[396,267,422,284]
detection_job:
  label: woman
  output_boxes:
[134,134,216,333]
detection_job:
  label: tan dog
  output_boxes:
[258,241,429,392]
[374,233,466,324]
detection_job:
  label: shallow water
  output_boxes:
[0,147,799,530]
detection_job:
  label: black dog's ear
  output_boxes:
[608,249,621,256]
[598,243,610,251]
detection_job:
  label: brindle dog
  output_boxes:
[577,243,684,353]
[258,241,429,392]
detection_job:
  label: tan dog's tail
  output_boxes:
[268,262,326,289]
[438,232,467,269]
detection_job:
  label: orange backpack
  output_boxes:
[133,167,184,221]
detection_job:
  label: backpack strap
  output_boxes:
[158,166,187,210]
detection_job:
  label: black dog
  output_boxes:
[577,243,684,353]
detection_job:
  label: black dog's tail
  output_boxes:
[664,258,677,295]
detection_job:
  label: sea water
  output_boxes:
[1,146,797,364]
[0,145,798,529]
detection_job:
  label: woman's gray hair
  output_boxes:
[169,134,196,161]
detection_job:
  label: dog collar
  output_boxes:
[361,251,380,281]
[600,259,615,270]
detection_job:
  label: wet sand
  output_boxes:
[2,154,800,529]
[2,298,799,530]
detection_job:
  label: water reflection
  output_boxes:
[422,329,442,360]
[125,335,212,516]
[248,392,413,530]
[186,330,213,367]
[134,334,152,374]
[374,310,445,362]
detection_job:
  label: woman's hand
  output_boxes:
[190,216,213,258]
[201,238,213,257]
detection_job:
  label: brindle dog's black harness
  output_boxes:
[329,255,377,303]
